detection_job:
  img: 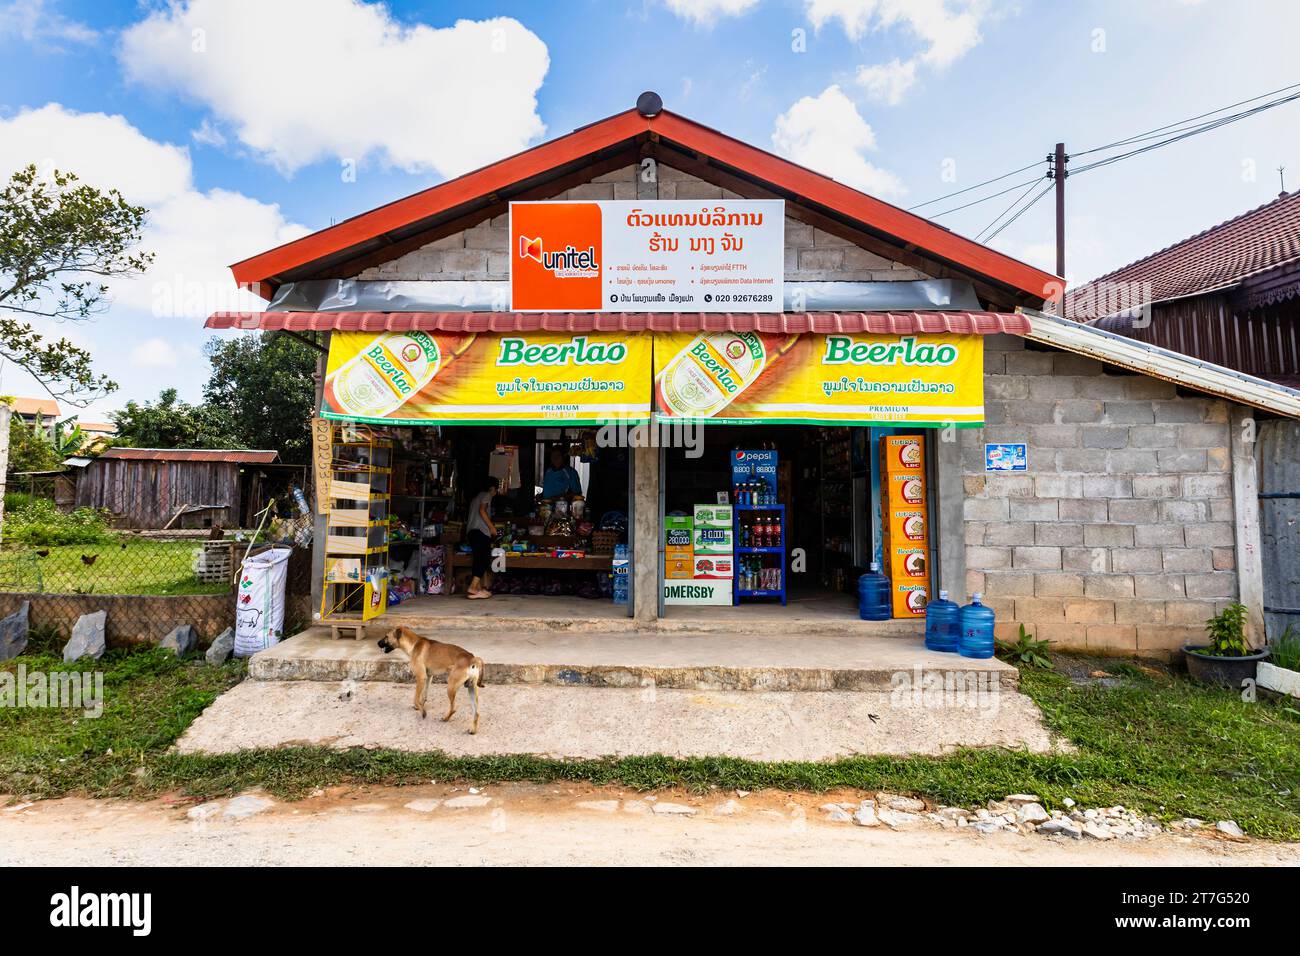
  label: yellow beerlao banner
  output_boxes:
[653,331,984,426]
[322,330,652,424]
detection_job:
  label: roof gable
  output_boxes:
[231,106,1058,305]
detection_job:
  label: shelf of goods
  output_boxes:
[734,504,786,606]
[319,426,392,622]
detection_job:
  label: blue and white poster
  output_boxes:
[985,443,1027,472]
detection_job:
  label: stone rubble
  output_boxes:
[810,791,1226,843]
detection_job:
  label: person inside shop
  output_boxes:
[539,444,582,500]
[465,476,499,600]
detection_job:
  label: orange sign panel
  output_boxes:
[509,202,604,311]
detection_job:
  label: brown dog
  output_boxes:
[377,626,485,734]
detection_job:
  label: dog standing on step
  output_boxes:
[377,627,485,734]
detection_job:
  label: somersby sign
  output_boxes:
[322,329,983,427]
[509,199,785,312]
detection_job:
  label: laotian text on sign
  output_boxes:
[510,200,784,312]
[321,330,651,425]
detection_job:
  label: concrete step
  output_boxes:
[249,628,1018,692]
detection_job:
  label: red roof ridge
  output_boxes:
[228,105,1059,302]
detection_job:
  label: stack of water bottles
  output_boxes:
[858,567,995,658]
[612,544,630,605]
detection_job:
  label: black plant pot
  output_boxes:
[1182,644,1269,689]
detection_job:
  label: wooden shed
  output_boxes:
[73,448,281,530]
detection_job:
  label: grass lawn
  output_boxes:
[2,640,1298,839]
[0,541,229,596]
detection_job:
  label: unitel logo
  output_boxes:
[518,235,598,276]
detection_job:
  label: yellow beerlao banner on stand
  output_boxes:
[322,330,652,424]
[653,331,984,427]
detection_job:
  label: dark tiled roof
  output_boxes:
[1071,191,1300,316]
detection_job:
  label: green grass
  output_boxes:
[0,541,228,595]
[2,645,1298,839]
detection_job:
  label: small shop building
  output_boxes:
[209,96,1300,658]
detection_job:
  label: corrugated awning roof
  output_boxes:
[204,310,1030,335]
[98,448,279,463]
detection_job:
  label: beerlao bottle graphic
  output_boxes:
[655,331,795,419]
[324,331,454,419]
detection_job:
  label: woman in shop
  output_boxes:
[539,444,582,500]
[465,476,499,599]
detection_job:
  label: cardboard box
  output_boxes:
[884,471,926,506]
[692,504,733,529]
[887,543,929,579]
[880,435,925,473]
[693,524,733,554]
[886,507,929,543]
[692,554,733,580]
[664,515,693,546]
[665,555,693,579]
[892,581,928,616]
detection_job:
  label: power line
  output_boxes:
[907,159,1046,211]
[1072,80,1300,158]
[927,172,1048,219]
[984,182,1055,243]
[973,177,1043,242]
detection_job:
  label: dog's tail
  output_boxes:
[467,656,485,688]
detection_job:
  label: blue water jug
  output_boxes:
[925,590,961,653]
[858,563,891,621]
[959,592,996,658]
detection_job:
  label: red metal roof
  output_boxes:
[229,108,1059,301]
[98,448,279,464]
[1072,190,1300,315]
[205,310,1029,336]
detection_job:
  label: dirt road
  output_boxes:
[2,784,1295,866]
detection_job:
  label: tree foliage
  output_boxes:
[6,413,63,476]
[111,388,238,450]
[203,332,318,464]
[0,164,153,403]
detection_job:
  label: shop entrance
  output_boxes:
[660,425,934,624]
[320,422,632,624]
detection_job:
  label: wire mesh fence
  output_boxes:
[0,480,313,648]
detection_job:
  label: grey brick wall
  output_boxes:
[961,333,1236,658]
[358,165,931,283]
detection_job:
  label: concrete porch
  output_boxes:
[378,590,925,637]
[249,625,1017,692]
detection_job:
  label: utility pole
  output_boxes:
[1052,142,1067,278]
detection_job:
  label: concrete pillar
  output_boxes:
[630,442,660,626]
[1229,404,1266,645]
[934,428,966,600]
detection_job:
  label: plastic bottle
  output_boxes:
[858,563,891,621]
[924,589,961,653]
[958,592,996,659]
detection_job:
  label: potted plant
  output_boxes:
[1182,602,1269,688]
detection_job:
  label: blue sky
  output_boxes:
[1,0,1298,420]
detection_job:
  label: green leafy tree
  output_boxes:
[111,388,237,449]
[51,420,87,457]
[0,165,153,402]
[6,413,62,476]
[202,332,318,463]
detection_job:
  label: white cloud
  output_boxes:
[118,0,549,178]
[664,0,761,27]
[855,58,917,105]
[806,0,990,104]
[0,0,97,48]
[771,85,905,197]
[0,104,309,412]
[191,118,226,148]
[130,338,179,369]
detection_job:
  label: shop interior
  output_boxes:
[662,425,921,617]
[319,420,933,625]
[319,422,632,623]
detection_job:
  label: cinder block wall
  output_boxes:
[358,165,930,284]
[961,334,1237,658]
